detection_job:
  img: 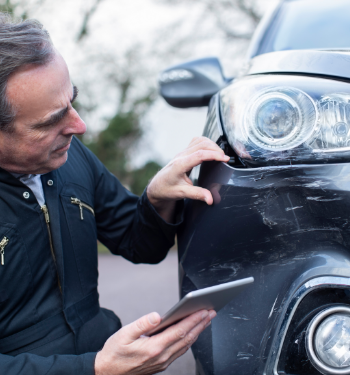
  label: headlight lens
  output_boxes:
[306,305,350,375]
[311,93,350,152]
[220,75,350,166]
[246,87,316,151]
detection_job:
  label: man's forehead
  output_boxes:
[6,53,72,118]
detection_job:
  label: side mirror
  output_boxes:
[159,57,230,108]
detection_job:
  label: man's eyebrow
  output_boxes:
[71,85,79,103]
[32,85,78,129]
[32,106,69,129]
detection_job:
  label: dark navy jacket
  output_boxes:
[0,137,181,374]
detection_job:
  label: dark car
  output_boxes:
[159,1,350,374]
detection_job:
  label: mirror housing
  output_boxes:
[159,57,229,108]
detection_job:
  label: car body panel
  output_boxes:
[178,161,350,374]
[160,1,350,374]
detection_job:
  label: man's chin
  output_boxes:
[1,151,69,175]
[40,151,68,174]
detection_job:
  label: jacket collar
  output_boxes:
[0,167,26,187]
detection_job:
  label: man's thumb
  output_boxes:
[127,312,161,342]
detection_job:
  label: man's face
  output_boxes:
[0,51,86,175]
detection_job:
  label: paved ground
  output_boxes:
[98,250,196,375]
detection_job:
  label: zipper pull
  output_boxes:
[41,205,50,223]
[71,198,84,220]
[0,237,9,266]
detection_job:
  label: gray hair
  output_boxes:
[0,13,54,132]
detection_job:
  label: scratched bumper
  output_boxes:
[178,161,350,374]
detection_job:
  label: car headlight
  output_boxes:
[246,87,316,151]
[220,75,350,166]
[306,305,350,374]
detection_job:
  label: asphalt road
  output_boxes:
[98,250,196,375]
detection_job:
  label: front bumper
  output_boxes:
[178,161,350,374]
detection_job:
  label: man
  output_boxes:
[0,14,229,374]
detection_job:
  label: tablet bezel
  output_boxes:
[147,276,254,336]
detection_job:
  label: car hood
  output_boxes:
[242,49,350,80]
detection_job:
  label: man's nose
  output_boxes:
[63,109,86,136]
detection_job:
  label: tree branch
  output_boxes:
[237,0,261,25]
[159,0,261,40]
[76,0,104,42]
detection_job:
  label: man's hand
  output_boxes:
[147,137,229,222]
[94,309,216,375]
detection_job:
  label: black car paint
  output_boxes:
[159,57,229,108]
[245,49,350,82]
[179,160,350,374]
[176,50,350,374]
[157,0,350,371]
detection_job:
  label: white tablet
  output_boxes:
[147,276,254,336]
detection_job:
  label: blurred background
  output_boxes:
[2,0,277,373]
[1,0,277,195]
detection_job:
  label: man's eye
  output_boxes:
[36,121,57,129]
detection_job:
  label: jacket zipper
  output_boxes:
[0,237,9,266]
[71,197,95,220]
[41,205,62,294]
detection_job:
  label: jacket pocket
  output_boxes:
[60,183,98,295]
[70,197,95,220]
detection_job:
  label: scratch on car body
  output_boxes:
[285,206,303,211]
[307,196,342,202]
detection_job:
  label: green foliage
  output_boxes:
[130,161,161,196]
[85,111,141,181]
[81,51,162,197]
[97,241,109,254]
[0,0,24,18]
[0,0,46,19]
[84,110,162,197]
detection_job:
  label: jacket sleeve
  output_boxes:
[0,351,96,375]
[76,139,184,264]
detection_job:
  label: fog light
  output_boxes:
[306,306,350,374]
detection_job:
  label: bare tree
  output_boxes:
[0,0,47,19]
[76,0,104,41]
[152,0,265,77]
[0,0,162,193]
[158,0,262,42]
[0,0,268,192]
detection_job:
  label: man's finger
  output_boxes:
[181,137,224,157]
[168,312,214,353]
[168,185,213,204]
[165,320,208,356]
[161,309,216,360]
[123,312,161,343]
[188,136,218,149]
[179,150,230,173]
[174,136,203,158]
[162,345,190,371]
[155,310,209,349]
